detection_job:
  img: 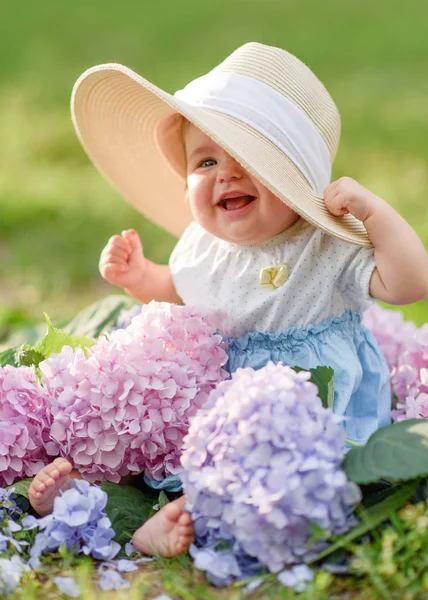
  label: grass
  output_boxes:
[8,499,428,599]
[1,0,428,597]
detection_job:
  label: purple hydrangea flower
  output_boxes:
[0,487,21,521]
[0,555,30,595]
[30,479,120,563]
[40,301,228,483]
[53,576,81,597]
[278,564,314,591]
[124,541,137,556]
[98,566,130,591]
[108,559,139,572]
[0,365,53,486]
[181,362,361,581]
[112,304,143,330]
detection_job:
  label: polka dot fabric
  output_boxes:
[170,219,375,338]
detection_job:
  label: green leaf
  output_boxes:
[158,490,169,509]
[308,521,330,544]
[359,480,398,509]
[0,346,20,367]
[102,482,158,547]
[294,365,335,409]
[62,295,134,339]
[33,314,94,362]
[309,366,334,409]
[14,344,46,368]
[343,419,428,484]
[6,477,33,499]
[311,481,418,563]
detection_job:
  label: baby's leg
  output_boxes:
[132,495,193,557]
[28,458,82,516]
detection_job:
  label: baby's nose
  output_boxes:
[217,157,244,182]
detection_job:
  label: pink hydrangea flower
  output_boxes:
[392,392,428,422]
[362,304,417,370]
[0,365,53,486]
[41,302,228,483]
[390,324,428,422]
[364,305,428,423]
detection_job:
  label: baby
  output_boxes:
[29,42,428,557]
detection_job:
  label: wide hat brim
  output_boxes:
[71,63,371,246]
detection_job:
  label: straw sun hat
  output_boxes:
[71,42,370,246]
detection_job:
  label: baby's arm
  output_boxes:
[99,229,183,304]
[324,177,428,304]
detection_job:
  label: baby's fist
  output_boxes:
[323,177,379,222]
[99,229,146,289]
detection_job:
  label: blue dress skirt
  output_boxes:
[145,310,391,492]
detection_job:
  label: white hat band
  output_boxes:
[174,71,331,194]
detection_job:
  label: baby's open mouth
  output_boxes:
[219,195,256,211]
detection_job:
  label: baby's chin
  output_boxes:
[201,219,300,246]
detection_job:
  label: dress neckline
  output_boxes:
[195,217,312,253]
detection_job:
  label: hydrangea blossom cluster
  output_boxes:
[362,304,417,371]
[363,304,428,421]
[391,324,428,421]
[28,479,120,566]
[40,301,228,482]
[181,362,361,584]
[0,483,146,594]
[0,481,160,594]
[0,365,54,486]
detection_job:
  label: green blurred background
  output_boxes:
[1,0,428,343]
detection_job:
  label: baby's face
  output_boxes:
[183,123,299,245]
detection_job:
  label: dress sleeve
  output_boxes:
[335,243,376,305]
[169,221,197,280]
[168,221,213,302]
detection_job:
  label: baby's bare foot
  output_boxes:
[132,495,193,557]
[28,458,81,516]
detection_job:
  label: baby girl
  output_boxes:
[29,42,428,556]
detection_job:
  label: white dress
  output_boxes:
[169,219,391,446]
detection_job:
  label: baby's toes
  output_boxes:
[163,502,182,524]
[38,470,57,487]
[175,529,192,553]
[29,485,43,498]
[178,518,193,538]
[52,457,73,477]
[33,480,47,494]
[178,512,192,527]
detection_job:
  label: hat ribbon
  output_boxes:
[174,71,331,194]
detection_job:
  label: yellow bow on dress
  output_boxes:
[259,264,289,290]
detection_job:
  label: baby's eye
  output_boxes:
[198,158,217,168]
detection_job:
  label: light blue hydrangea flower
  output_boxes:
[53,576,81,598]
[98,567,130,591]
[0,555,29,595]
[0,487,21,521]
[112,304,143,330]
[30,479,120,563]
[278,564,314,591]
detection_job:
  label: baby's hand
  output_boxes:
[99,229,147,289]
[323,177,380,222]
